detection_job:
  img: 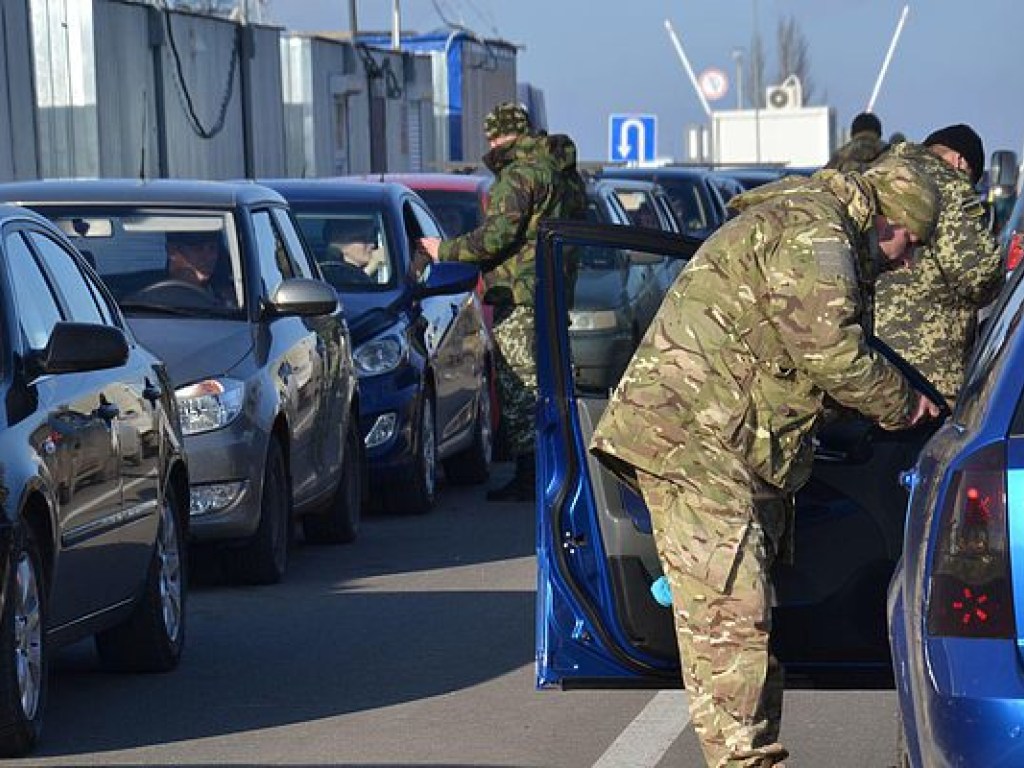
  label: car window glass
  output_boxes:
[567,240,687,395]
[408,199,443,239]
[661,179,712,235]
[252,210,294,297]
[415,189,482,236]
[269,207,315,280]
[44,210,244,316]
[961,269,1024,430]
[27,231,106,325]
[292,208,394,291]
[4,231,62,349]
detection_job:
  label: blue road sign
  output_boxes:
[609,114,657,163]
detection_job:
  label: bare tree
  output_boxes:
[775,15,815,104]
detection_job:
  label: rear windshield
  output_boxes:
[39,208,244,318]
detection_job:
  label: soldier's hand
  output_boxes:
[909,393,942,426]
[419,237,442,260]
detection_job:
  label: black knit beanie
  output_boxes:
[924,124,985,185]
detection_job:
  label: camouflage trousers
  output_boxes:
[637,464,788,768]
[491,305,537,459]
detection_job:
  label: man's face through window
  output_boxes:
[167,234,220,286]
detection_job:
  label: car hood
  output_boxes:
[571,270,627,312]
[127,317,253,387]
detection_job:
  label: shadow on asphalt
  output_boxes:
[27,469,539,759]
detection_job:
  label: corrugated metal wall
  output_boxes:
[459,39,517,163]
[0,0,39,181]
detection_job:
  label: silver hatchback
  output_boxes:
[0,180,362,584]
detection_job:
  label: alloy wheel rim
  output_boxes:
[158,501,183,643]
[14,550,42,720]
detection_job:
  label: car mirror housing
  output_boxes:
[267,278,340,317]
[414,261,480,298]
[31,322,129,376]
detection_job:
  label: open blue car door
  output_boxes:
[535,220,942,689]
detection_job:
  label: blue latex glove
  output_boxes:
[650,575,673,607]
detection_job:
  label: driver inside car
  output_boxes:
[165,230,235,306]
[323,218,389,283]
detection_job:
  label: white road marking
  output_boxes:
[591,690,690,768]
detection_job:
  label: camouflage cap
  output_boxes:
[862,156,940,242]
[484,102,531,140]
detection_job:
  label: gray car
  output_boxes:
[0,180,362,584]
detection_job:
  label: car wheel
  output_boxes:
[95,484,186,672]
[385,392,436,514]
[303,415,363,544]
[443,369,492,485]
[0,524,46,758]
[223,438,291,585]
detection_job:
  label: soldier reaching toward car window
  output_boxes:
[419,102,587,502]
[873,124,1004,406]
[589,157,943,768]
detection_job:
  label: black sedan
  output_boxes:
[265,179,494,514]
[0,204,189,756]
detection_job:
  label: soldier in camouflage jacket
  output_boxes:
[420,102,587,501]
[875,126,1003,404]
[825,112,887,173]
[589,158,941,768]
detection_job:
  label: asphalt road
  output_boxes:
[11,462,902,767]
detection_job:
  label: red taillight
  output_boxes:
[1007,232,1024,272]
[927,443,1015,638]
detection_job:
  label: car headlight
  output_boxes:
[568,309,621,332]
[175,378,245,435]
[354,334,407,377]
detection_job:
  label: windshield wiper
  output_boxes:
[118,300,240,319]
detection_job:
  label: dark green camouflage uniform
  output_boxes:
[590,159,939,768]
[825,130,887,173]
[874,141,1003,403]
[439,119,586,458]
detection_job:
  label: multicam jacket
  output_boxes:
[438,133,587,307]
[874,142,1003,402]
[825,131,887,173]
[590,172,917,498]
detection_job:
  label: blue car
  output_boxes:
[265,180,494,514]
[533,220,943,690]
[888,264,1024,767]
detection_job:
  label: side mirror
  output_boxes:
[31,322,129,376]
[414,261,480,298]
[990,149,1019,192]
[268,278,340,317]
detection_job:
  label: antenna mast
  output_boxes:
[866,5,909,114]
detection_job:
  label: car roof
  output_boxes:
[0,178,286,208]
[601,166,715,182]
[347,173,491,193]
[258,178,408,205]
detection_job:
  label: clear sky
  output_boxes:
[265,1,1023,165]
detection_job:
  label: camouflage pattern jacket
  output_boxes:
[825,131,887,173]
[590,172,917,496]
[438,133,587,307]
[874,142,1003,402]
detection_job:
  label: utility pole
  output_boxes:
[348,0,358,35]
[731,47,744,110]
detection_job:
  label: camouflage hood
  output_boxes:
[544,133,583,176]
[729,172,877,234]
[482,132,581,176]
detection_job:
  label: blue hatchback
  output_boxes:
[265,180,494,514]
[533,220,944,691]
[889,264,1024,767]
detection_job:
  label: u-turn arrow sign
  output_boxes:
[609,114,657,163]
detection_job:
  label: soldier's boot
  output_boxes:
[485,453,536,502]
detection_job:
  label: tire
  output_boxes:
[223,438,291,585]
[443,370,492,485]
[384,393,436,514]
[95,484,186,673]
[0,524,46,758]
[303,416,363,544]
